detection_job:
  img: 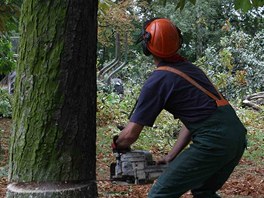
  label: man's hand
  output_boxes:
[156,155,171,165]
[111,135,131,153]
[157,125,192,164]
[115,122,143,149]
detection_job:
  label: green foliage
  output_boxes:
[155,0,264,12]
[0,88,12,118]
[151,0,229,61]
[97,90,264,164]
[119,52,154,84]
[98,0,115,16]
[97,84,264,163]
[0,36,15,74]
[97,90,180,153]
[176,0,196,10]
[97,92,127,127]
[234,0,264,12]
[196,30,264,100]
[98,0,143,47]
[97,0,149,66]
[134,110,181,152]
[149,0,264,62]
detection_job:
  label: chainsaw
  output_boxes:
[110,149,167,185]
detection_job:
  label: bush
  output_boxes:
[0,36,16,75]
[0,88,13,118]
[196,30,264,100]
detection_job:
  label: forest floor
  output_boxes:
[0,118,264,198]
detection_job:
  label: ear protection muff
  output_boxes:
[142,31,152,56]
[137,18,161,56]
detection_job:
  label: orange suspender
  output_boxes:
[156,66,229,107]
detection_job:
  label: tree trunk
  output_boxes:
[7,0,98,197]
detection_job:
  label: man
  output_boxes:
[113,18,247,198]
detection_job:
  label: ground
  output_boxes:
[0,118,264,198]
[0,118,10,198]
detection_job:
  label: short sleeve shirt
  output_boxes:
[130,61,219,126]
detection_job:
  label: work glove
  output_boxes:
[111,135,131,153]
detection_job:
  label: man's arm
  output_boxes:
[115,122,144,149]
[157,124,192,164]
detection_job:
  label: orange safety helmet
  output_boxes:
[140,18,182,58]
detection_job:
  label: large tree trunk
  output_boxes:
[7,0,98,197]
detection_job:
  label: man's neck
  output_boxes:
[153,56,161,66]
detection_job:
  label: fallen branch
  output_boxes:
[242,92,264,111]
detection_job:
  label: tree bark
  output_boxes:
[7,0,98,197]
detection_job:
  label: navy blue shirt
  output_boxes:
[130,61,219,126]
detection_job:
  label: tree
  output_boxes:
[7,0,98,197]
[97,0,145,66]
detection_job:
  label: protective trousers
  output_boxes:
[148,67,247,198]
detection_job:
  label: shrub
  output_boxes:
[196,30,264,100]
[0,36,16,75]
[0,88,13,118]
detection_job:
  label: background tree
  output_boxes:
[97,0,147,67]
[7,0,98,197]
[0,0,21,79]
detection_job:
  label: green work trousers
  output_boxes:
[148,105,247,198]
